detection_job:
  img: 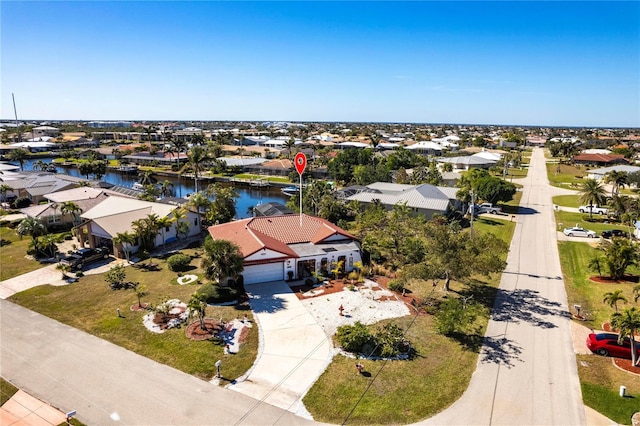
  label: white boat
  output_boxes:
[132,182,144,191]
[281,186,299,196]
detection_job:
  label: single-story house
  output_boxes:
[586,165,640,181]
[75,195,201,257]
[437,155,497,171]
[572,153,629,167]
[406,141,443,156]
[207,214,362,284]
[342,182,462,219]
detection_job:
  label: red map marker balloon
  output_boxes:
[294,152,307,175]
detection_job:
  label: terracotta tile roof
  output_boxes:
[573,153,628,163]
[207,214,356,259]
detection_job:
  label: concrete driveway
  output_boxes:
[227,281,333,417]
[0,257,126,299]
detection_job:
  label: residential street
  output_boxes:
[0,300,312,425]
[424,147,586,425]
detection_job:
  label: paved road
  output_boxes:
[425,147,586,425]
[0,300,312,425]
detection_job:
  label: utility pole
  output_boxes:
[12,93,21,142]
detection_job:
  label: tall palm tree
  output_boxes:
[138,170,157,186]
[112,231,136,262]
[181,146,208,193]
[187,192,211,230]
[605,171,628,197]
[603,290,627,313]
[60,201,82,226]
[33,159,47,171]
[7,148,29,171]
[610,307,640,367]
[578,178,608,220]
[171,138,188,168]
[16,217,46,244]
[172,207,191,241]
[159,180,173,198]
[284,137,296,160]
[156,216,173,247]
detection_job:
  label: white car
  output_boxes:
[563,227,597,238]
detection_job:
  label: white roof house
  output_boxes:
[336,141,370,149]
[587,165,640,180]
[472,151,502,162]
[344,182,462,219]
[437,155,498,171]
[77,195,201,256]
[406,141,443,155]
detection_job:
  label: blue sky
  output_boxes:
[1,1,638,127]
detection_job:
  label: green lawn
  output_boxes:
[305,221,515,424]
[577,355,640,425]
[546,163,586,187]
[8,250,258,383]
[552,194,580,208]
[233,173,290,183]
[0,377,18,405]
[553,210,631,236]
[0,226,46,281]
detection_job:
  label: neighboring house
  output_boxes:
[405,141,443,156]
[342,182,462,219]
[437,155,497,171]
[20,187,111,229]
[32,126,60,138]
[586,165,640,181]
[572,153,629,167]
[1,173,81,204]
[75,196,201,257]
[121,151,187,166]
[208,214,362,285]
[76,149,107,160]
[253,202,293,217]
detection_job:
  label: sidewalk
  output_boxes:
[1,390,67,426]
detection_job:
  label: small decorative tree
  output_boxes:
[187,292,208,331]
[105,264,126,289]
[134,284,148,309]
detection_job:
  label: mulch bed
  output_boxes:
[289,276,427,314]
[589,275,639,284]
[186,319,223,341]
[130,303,149,312]
[601,322,640,375]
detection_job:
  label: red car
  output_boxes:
[586,333,640,359]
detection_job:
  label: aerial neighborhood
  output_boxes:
[1,120,640,425]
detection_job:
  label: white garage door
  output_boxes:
[243,262,284,285]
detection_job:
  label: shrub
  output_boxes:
[347,271,359,281]
[335,321,374,353]
[374,323,408,358]
[305,277,315,286]
[11,197,31,209]
[388,279,404,293]
[167,253,191,272]
[197,283,238,304]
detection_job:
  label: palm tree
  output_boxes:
[159,180,173,198]
[112,231,136,263]
[171,138,188,168]
[16,217,46,244]
[156,216,173,247]
[578,178,608,220]
[284,137,296,160]
[181,146,208,193]
[604,171,628,197]
[610,307,640,367]
[7,148,29,171]
[201,237,244,285]
[603,290,627,313]
[60,201,82,226]
[33,159,47,171]
[138,170,157,186]
[187,291,208,331]
[0,184,11,202]
[135,284,148,309]
[172,207,191,241]
[187,192,211,230]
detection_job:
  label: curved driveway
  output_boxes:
[424,147,586,425]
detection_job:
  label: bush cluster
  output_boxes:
[335,321,410,358]
[167,253,191,272]
[387,279,404,292]
[197,283,238,304]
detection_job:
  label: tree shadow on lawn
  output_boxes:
[491,288,570,329]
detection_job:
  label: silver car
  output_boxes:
[563,227,597,238]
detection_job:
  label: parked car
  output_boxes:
[586,332,640,359]
[601,229,628,239]
[563,227,597,238]
[578,205,608,215]
[60,247,110,270]
[471,203,502,215]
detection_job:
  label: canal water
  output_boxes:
[12,158,290,219]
